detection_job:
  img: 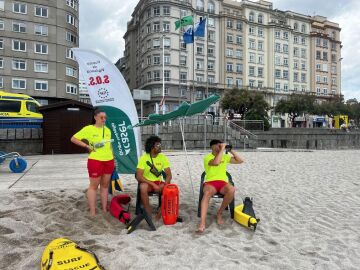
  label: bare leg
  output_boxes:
[87,177,101,217]
[140,183,152,215]
[197,184,217,233]
[100,174,111,212]
[155,183,165,220]
[217,184,235,225]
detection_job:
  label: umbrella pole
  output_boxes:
[179,117,197,207]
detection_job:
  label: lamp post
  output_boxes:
[162,34,166,115]
[338,57,343,100]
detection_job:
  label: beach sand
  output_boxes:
[0,150,359,269]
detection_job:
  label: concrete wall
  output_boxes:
[0,128,42,155]
[253,128,360,150]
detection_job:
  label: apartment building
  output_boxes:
[123,0,342,116]
[0,0,79,105]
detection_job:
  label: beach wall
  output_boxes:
[0,128,43,155]
[253,128,360,150]
[2,127,359,155]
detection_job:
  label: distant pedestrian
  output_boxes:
[70,108,114,217]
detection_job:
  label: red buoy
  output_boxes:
[161,184,179,225]
[109,194,131,224]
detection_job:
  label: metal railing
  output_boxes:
[231,120,264,131]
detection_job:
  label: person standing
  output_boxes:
[70,109,114,217]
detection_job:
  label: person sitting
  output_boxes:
[198,139,244,233]
[135,136,172,216]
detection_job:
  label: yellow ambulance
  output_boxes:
[0,91,43,120]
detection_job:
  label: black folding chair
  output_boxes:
[197,171,235,218]
[135,171,166,215]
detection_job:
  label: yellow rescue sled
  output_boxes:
[234,197,260,231]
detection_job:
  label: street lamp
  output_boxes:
[338,57,343,99]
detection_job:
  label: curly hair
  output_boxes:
[145,136,161,153]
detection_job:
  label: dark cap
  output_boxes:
[210,139,223,147]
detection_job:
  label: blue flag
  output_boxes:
[183,26,194,44]
[194,18,206,37]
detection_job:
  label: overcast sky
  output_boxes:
[79,0,360,101]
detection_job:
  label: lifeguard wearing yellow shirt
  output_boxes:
[136,136,172,216]
[70,109,114,217]
[197,139,244,233]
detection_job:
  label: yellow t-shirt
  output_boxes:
[137,153,170,182]
[203,153,231,182]
[73,125,114,161]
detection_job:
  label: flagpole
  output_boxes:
[205,16,209,99]
[162,33,165,115]
[192,11,195,104]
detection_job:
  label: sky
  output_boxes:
[79,0,360,101]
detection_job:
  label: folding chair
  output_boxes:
[135,171,166,215]
[197,171,235,218]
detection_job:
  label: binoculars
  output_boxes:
[225,144,232,153]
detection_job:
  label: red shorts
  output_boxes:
[204,180,228,193]
[147,181,163,192]
[87,159,115,178]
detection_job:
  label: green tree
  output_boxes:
[221,88,270,130]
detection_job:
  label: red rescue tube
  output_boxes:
[161,184,179,225]
[109,194,131,224]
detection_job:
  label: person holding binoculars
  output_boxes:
[71,108,115,217]
[198,139,244,233]
[136,136,172,216]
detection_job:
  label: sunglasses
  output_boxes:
[99,116,107,120]
[154,143,162,148]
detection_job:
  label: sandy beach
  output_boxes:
[0,150,360,269]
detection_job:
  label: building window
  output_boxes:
[163,6,170,16]
[163,22,170,32]
[208,60,214,70]
[180,87,187,96]
[236,78,243,87]
[301,24,306,33]
[0,20,3,30]
[66,32,77,44]
[323,76,328,83]
[153,54,160,65]
[258,54,264,64]
[316,75,321,82]
[294,47,299,57]
[283,44,288,54]
[153,22,160,32]
[316,87,321,95]
[294,22,298,31]
[208,17,215,27]
[301,37,306,45]
[227,19,233,29]
[208,31,215,42]
[301,49,306,58]
[258,14,263,24]
[226,48,233,57]
[236,35,242,45]
[275,69,281,78]
[249,12,254,22]
[249,39,256,49]
[164,54,170,65]
[34,61,48,73]
[35,43,48,54]
[164,70,171,82]
[236,21,242,31]
[153,39,160,48]
[66,83,77,95]
[163,37,170,48]
[226,34,233,43]
[34,25,48,36]
[294,36,298,43]
[301,73,306,83]
[196,74,204,82]
[323,52,328,61]
[12,78,26,89]
[0,77,3,88]
[180,55,186,66]
[0,39,3,49]
[196,44,204,54]
[283,31,288,40]
[12,59,26,70]
[153,6,160,16]
[66,66,77,77]
[235,50,243,59]
[67,14,77,27]
[208,46,214,56]
[275,43,281,52]
[249,66,255,76]
[249,80,255,87]
[284,84,288,91]
[275,83,281,91]
[208,1,215,13]
[283,70,288,80]
[180,72,187,83]
[275,31,280,39]
[0,57,3,69]
[226,62,233,72]
[293,72,298,82]
[35,80,48,91]
[316,63,321,70]
[258,27,263,37]
[226,77,233,87]
[258,67,263,77]
[249,26,255,35]
[35,6,48,18]
[66,0,78,10]
[283,58,288,67]
[12,22,26,33]
[208,75,215,84]
[153,70,160,81]
[66,48,75,60]
[249,53,255,63]
[12,40,26,52]
[196,59,204,70]
[13,2,27,14]
[236,63,243,73]
[258,41,263,51]
[301,61,306,70]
